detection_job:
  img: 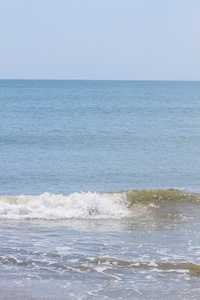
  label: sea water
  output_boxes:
[0,80,200,299]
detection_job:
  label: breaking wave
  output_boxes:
[0,189,199,220]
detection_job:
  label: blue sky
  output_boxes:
[0,0,200,80]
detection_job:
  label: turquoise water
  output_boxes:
[0,80,200,299]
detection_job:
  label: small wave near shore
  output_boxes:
[0,189,199,220]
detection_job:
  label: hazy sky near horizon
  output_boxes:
[0,0,200,80]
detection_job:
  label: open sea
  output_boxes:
[0,80,200,299]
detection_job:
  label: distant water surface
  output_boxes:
[1,80,199,194]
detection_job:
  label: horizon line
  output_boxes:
[0,78,200,82]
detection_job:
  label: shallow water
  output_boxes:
[1,191,200,299]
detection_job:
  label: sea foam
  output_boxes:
[0,192,131,220]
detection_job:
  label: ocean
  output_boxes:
[0,80,200,299]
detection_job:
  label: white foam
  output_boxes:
[0,192,131,220]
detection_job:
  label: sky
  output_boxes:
[0,0,200,80]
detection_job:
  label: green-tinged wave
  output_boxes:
[124,189,200,207]
[92,257,200,278]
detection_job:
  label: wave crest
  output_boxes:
[0,192,131,220]
[1,189,199,220]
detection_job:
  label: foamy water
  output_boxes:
[0,192,131,219]
[1,192,200,299]
[2,189,198,220]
